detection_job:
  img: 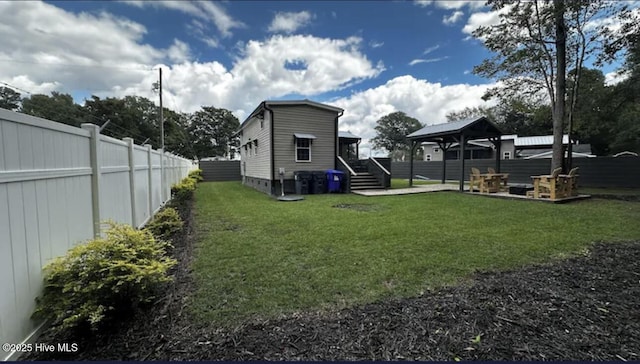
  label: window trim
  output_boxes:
[503,151,511,160]
[295,138,312,162]
[425,154,432,161]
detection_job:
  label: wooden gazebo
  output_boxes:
[406,116,503,192]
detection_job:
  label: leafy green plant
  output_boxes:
[145,207,183,240]
[33,222,176,332]
[188,168,204,182]
[171,177,197,201]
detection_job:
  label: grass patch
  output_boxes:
[579,187,640,197]
[191,181,640,325]
[390,178,447,189]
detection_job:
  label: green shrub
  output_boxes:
[145,207,183,240]
[188,168,204,182]
[171,176,197,201]
[33,222,177,332]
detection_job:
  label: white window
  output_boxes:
[434,148,440,153]
[503,151,511,160]
[296,138,311,162]
[253,140,258,155]
[426,154,432,161]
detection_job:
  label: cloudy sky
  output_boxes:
[0,0,628,155]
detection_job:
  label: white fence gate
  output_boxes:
[0,109,195,360]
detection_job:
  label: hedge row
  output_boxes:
[33,168,203,333]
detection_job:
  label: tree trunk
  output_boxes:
[552,0,566,172]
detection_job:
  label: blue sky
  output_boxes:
[0,1,629,155]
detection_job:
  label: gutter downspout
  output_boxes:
[335,110,344,169]
[263,101,276,194]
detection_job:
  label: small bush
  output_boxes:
[188,168,204,182]
[33,222,177,332]
[146,207,183,240]
[171,176,197,201]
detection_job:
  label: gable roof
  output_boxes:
[338,131,361,140]
[514,134,569,147]
[239,99,344,131]
[407,116,502,143]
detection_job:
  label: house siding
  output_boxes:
[272,105,338,179]
[240,112,271,180]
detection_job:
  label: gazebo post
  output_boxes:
[459,134,466,192]
[494,135,501,172]
[439,142,447,184]
[409,140,415,187]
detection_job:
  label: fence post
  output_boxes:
[124,138,137,227]
[81,123,102,238]
[145,144,153,219]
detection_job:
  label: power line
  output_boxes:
[0,58,155,72]
[1,80,151,144]
[0,81,33,95]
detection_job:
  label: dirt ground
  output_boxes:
[23,197,640,361]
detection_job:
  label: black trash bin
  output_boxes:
[311,171,327,194]
[294,171,312,195]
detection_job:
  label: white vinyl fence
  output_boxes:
[0,108,195,360]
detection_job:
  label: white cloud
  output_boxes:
[0,1,159,95]
[423,44,440,55]
[0,2,383,121]
[415,0,485,10]
[409,56,449,66]
[167,39,191,63]
[414,0,433,7]
[604,70,629,86]
[462,6,511,36]
[268,11,313,34]
[443,10,464,25]
[122,0,244,38]
[332,75,496,153]
[370,40,384,48]
[229,35,384,111]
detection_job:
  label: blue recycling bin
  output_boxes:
[326,169,344,193]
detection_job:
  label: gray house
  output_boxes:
[238,99,390,195]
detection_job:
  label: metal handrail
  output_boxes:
[369,157,391,175]
[337,156,358,176]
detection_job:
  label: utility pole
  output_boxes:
[159,67,164,152]
[159,67,166,201]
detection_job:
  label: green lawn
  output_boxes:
[390,178,446,189]
[191,181,640,325]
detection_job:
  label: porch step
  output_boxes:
[350,160,369,173]
[350,173,385,190]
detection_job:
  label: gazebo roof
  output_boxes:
[407,116,502,143]
[338,130,361,140]
[406,116,503,192]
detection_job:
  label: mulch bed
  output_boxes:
[23,195,640,361]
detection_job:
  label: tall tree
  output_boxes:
[607,35,640,154]
[447,99,553,136]
[371,111,423,161]
[473,0,628,171]
[83,95,141,141]
[188,106,240,160]
[21,92,85,126]
[0,86,21,111]
[567,67,612,155]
